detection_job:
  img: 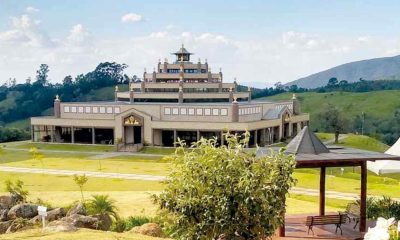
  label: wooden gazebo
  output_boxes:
[258,126,400,237]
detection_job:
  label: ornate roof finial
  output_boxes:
[248,86,251,92]
[229,87,233,92]
[115,85,119,92]
[55,94,60,101]
[233,96,238,103]
[158,58,161,63]
[179,86,183,92]
[164,58,168,63]
[181,43,184,48]
[292,93,297,100]
[219,67,222,72]
[130,84,134,91]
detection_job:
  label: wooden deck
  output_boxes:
[273,214,374,240]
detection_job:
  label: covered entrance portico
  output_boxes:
[121,114,144,151]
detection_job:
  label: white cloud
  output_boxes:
[25,6,39,13]
[67,24,90,45]
[2,16,400,87]
[121,13,143,23]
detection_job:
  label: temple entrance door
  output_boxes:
[123,115,143,145]
[134,126,142,144]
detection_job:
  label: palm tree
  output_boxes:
[87,195,119,220]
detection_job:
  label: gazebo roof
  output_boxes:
[257,128,400,168]
[286,126,330,154]
[172,45,193,55]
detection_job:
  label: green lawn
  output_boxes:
[139,146,176,155]
[315,132,335,142]
[261,91,400,136]
[2,229,169,240]
[338,134,389,152]
[10,142,115,152]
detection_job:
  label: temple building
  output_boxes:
[30,45,309,151]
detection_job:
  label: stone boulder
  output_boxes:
[67,203,86,216]
[30,208,65,223]
[0,220,12,234]
[7,203,38,220]
[0,209,8,221]
[5,218,34,233]
[0,196,13,210]
[60,214,99,229]
[44,220,78,233]
[93,213,112,231]
[130,223,165,238]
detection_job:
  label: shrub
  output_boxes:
[356,196,400,220]
[154,132,297,239]
[111,218,126,232]
[4,179,28,201]
[125,216,151,231]
[87,195,119,220]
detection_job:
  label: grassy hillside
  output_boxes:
[260,90,400,132]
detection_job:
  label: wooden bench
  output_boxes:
[339,203,360,229]
[305,214,347,235]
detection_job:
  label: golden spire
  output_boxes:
[229,87,233,92]
[115,85,119,92]
[233,96,238,103]
[292,93,297,100]
[55,95,60,101]
[179,86,183,92]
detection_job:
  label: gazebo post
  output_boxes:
[319,166,326,216]
[360,162,367,232]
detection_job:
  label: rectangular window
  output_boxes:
[71,106,77,113]
[106,107,113,114]
[188,108,195,115]
[99,107,106,113]
[115,107,121,114]
[85,106,91,113]
[180,108,187,115]
[93,107,98,113]
[221,108,228,116]
[164,107,171,115]
[64,106,70,113]
[212,108,219,116]
[78,106,84,113]
[204,108,211,116]
[196,108,203,115]
[172,108,179,115]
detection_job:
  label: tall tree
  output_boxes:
[35,64,50,86]
[318,104,349,143]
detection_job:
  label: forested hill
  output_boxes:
[286,55,400,88]
[0,62,136,130]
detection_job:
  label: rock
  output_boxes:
[93,213,112,231]
[67,203,86,216]
[0,209,8,221]
[130,223,165,238]
[47,208,66,221]
[61,214,99,229]
[7,203,38,220]
[0,220,12,234]
[44,220,78,233]
[0,196,13,210]
[5,218,34,233]
[31,208,65,223]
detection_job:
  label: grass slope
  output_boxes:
[338,134,389,152]
[260,90,400,130]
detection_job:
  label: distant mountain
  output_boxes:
[286,55,400,88]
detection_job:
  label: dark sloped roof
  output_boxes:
[172,45,193,55]
[263,105,291,120]
[286,126,330,154]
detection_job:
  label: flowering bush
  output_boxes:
[154,132,297,239]
[364,217,400,240]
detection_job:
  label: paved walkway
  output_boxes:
[0,166,165,181]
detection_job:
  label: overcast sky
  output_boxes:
[1,0,400,87]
